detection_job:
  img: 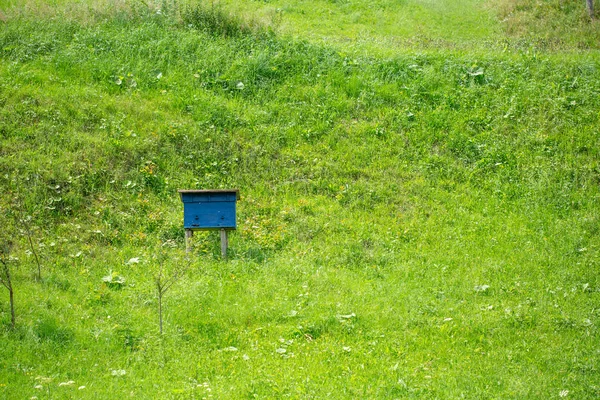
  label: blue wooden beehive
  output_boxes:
[178,189,240,230]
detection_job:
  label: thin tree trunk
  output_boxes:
[2,261,15,329]
[158,291,163,335]
[588,0,595,19]
[9,284,14,329]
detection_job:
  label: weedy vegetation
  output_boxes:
[0,0,599,398]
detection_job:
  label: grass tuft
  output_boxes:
[182,3,261,37]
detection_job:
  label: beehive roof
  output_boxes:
[177,189,240,200]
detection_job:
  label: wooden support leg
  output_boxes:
[185,229,193,253]
[220,229,228,259]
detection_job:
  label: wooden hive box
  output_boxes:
[178,189,240,230]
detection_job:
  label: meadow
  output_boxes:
[0,0,599,398]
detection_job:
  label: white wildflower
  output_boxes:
[474,284,490,293]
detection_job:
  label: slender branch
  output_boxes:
[0,257,11,290]
[0,277,9,290]
[161,268,187,294]
[12,193,42,281]
[25,226,42,281]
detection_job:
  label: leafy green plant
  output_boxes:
[101,270,126,289]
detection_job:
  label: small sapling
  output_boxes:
[154,240,190,335]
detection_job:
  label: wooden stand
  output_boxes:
[185,228,228,259]
[185,229,193,254]
[220,229,228,259]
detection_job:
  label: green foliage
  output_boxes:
[0,0,599,398]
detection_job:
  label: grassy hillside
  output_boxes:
[0,0,599,398]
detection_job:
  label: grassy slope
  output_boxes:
[0,0,599,398]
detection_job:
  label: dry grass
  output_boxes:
[0,0,133,23]
[491,0,600,48]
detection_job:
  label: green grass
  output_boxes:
[0,0,599,398]
[221,0,500,42]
